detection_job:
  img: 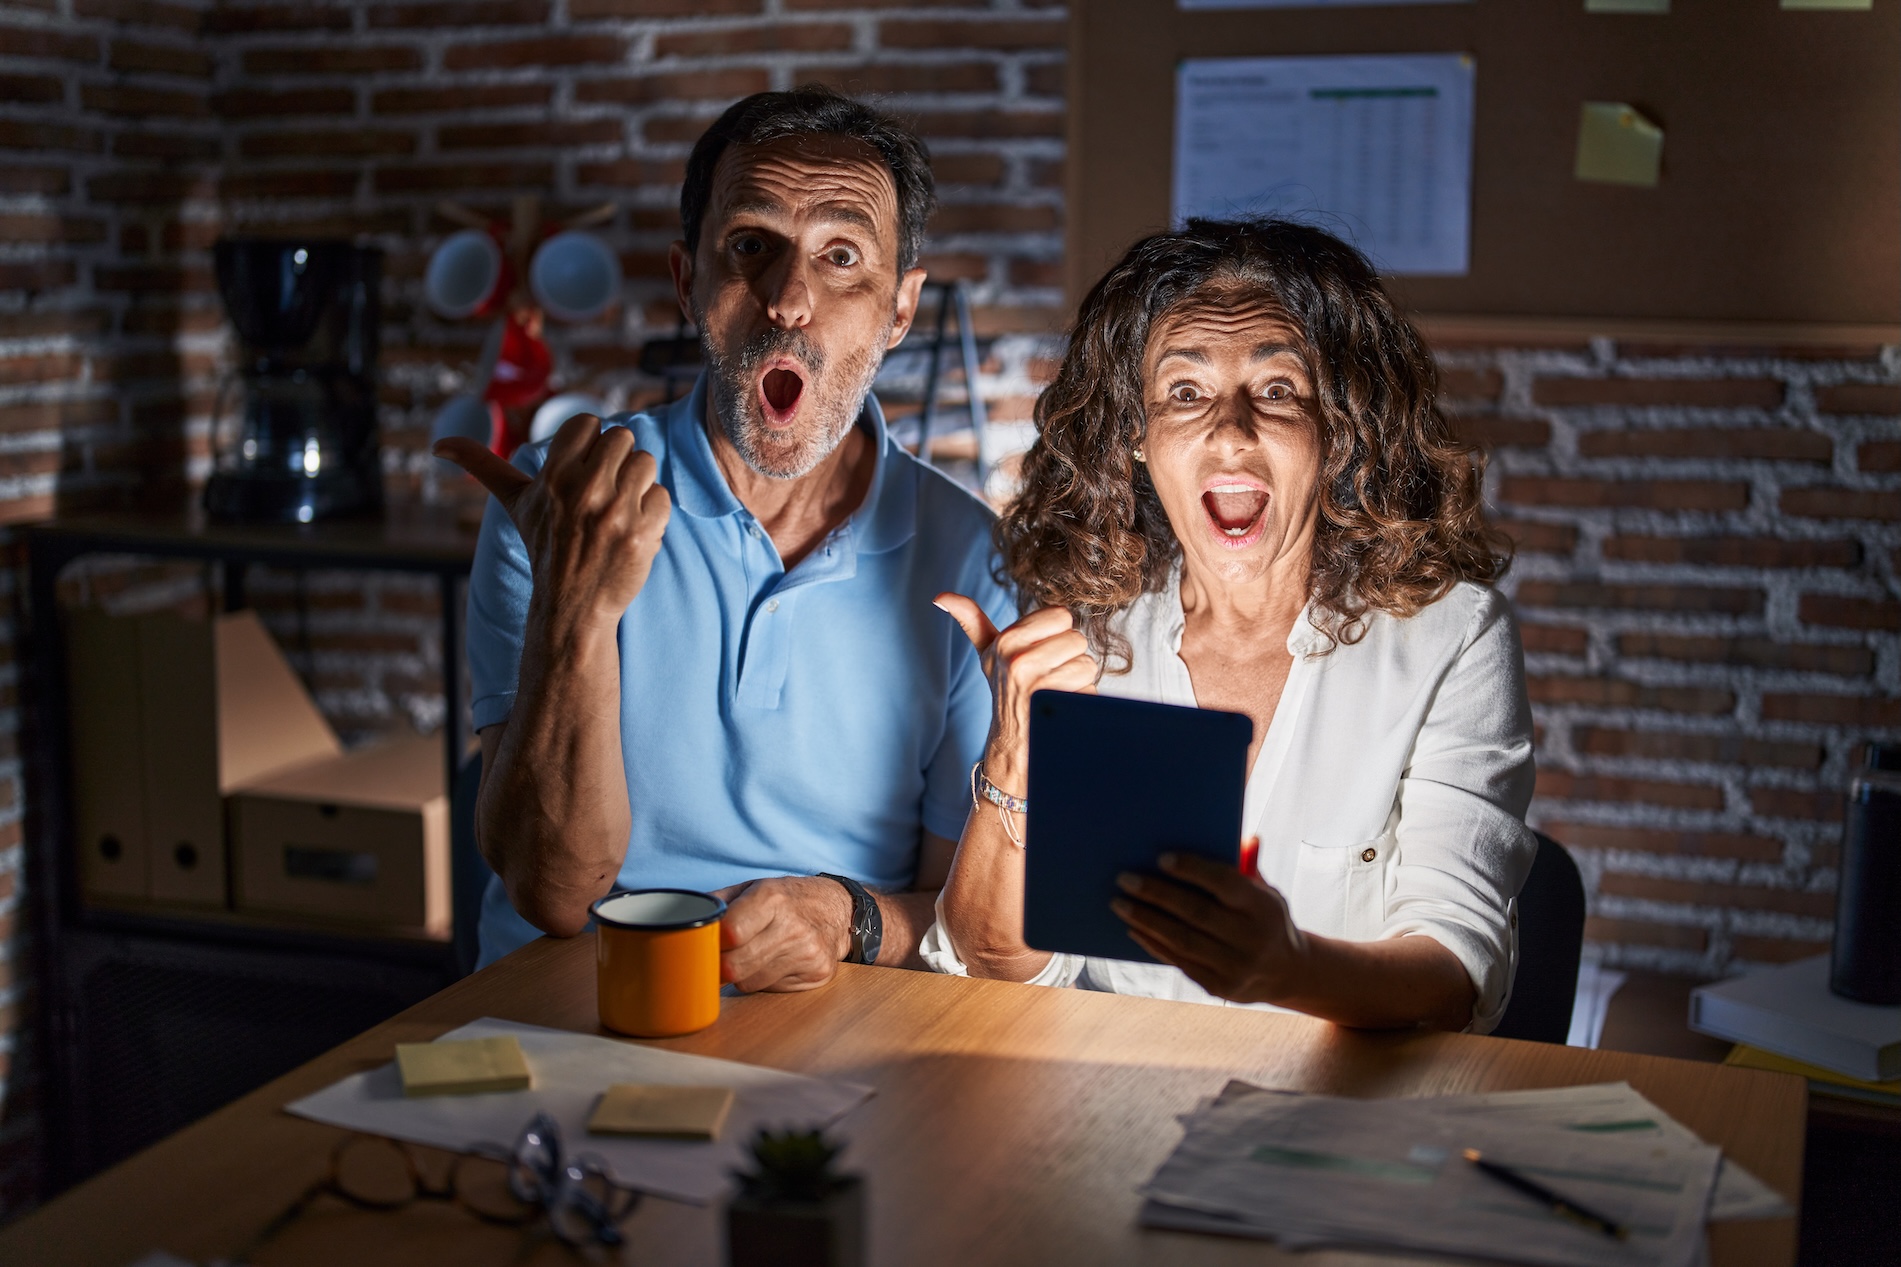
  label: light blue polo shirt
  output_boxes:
[468,373,1013,966]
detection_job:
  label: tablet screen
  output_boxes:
[1022,689,1251,963]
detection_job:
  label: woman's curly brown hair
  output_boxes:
[999,218,1510,670]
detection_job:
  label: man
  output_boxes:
[438,87,1012,989]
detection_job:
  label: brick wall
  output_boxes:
[0,0,1898,1223]
[1442,337,1901,974]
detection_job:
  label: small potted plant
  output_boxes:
[725,1128,864,1267]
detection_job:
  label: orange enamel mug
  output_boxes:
[591,889,727,1038]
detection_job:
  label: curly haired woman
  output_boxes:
[925,218,1536,1032]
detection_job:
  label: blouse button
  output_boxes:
[1359,847,1378,863]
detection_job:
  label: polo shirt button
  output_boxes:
[1359,847,1377,863]
[765,599,780,613]
[747,525,761,539]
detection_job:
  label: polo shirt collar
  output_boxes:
[664,371,917,555]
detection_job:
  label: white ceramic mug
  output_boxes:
[529,231,621,323]
[425,229,507,319]
[529,392,608,445]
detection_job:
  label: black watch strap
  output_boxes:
[818,872,883,966]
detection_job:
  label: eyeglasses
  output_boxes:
[233,1112,640,1262]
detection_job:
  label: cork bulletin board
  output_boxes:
[1065,0,1901,329]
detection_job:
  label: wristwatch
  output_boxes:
[818,872,883,966]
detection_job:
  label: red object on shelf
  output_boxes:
[484,310,552,410]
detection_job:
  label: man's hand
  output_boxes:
[714,876,855,993]
[435,411,672,631]
[1111,845,1309,1005]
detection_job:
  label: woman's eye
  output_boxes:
[1262,382,1292,401]
[1170,384,1200,403]
[826,245,860,267]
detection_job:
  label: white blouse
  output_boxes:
[921,577,1538,1033]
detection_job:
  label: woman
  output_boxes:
[925,218,1535,1033]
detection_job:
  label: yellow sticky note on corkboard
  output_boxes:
[588,1084,735,1139]
[1586,0,1669,11]
[396,1035,532,1097]
[1780,0,1871,9]
[1575,102,1664,187]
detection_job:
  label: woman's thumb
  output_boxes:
[932,592,999,654]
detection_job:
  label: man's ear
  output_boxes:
[886,266,929,351]
[668,240,696,325]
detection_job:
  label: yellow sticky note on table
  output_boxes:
[1585,0,1669,12]
[1575,102,1664,187]
[588,1084,735,1139]
[396,1034,532,1097]
[1781,0,1871,9]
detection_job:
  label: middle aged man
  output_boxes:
[438,87,1013,990]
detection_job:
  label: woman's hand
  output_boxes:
[933,594,1099,795]
[1112,845,1309,1005]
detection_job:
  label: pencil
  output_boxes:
[1461,1148,1630,1241]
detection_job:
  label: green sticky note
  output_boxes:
[1586,0,1669,11]
[1575,102,1664,187]
[1781,0,1871,8]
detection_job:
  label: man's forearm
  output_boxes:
[872,887,945,970]
[478,602,631,937]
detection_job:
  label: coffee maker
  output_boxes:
[207,239,384,524]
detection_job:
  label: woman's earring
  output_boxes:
[1132,447,1146,463]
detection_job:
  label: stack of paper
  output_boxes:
[1140,1081,1789,1267]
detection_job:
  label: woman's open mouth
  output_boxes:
[1202,483,1270,548]
[758,363,807,429]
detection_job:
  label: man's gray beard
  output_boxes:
[702,317,891,481]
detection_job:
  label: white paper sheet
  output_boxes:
[285,1018,874,1205]
[1569,962,1630,1049]
[1173,54,1475,275]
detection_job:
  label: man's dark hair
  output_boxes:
[680,85,936,274]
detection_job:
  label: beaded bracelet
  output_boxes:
[970,762,1028,849]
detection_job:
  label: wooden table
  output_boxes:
[0,935,1806,1267]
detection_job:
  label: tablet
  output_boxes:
[1022,689,1252,963]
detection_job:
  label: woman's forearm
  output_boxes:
[1276,933,1476,1031]
[938,801,1053,982]
[476,598,632,937]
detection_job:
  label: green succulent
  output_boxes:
[734,1128,848,1202]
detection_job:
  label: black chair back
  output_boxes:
[1490,831,1586,1044]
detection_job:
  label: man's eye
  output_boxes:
[826,246,860,267]
[732,235,765,257]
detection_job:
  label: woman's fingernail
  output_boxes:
[1110,898,1134,918]
[1116,872,1142,893]
[1158,852,1181,869]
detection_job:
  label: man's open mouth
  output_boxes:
[1202,483,1270,544]
[759,363,807,428]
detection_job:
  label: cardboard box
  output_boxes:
[66,607,342,909]
[230,733,450,938]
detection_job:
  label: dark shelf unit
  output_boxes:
[20,508,480,1195]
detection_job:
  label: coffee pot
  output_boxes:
[206,238,383,524]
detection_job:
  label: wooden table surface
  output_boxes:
[0,934,1806,1267]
